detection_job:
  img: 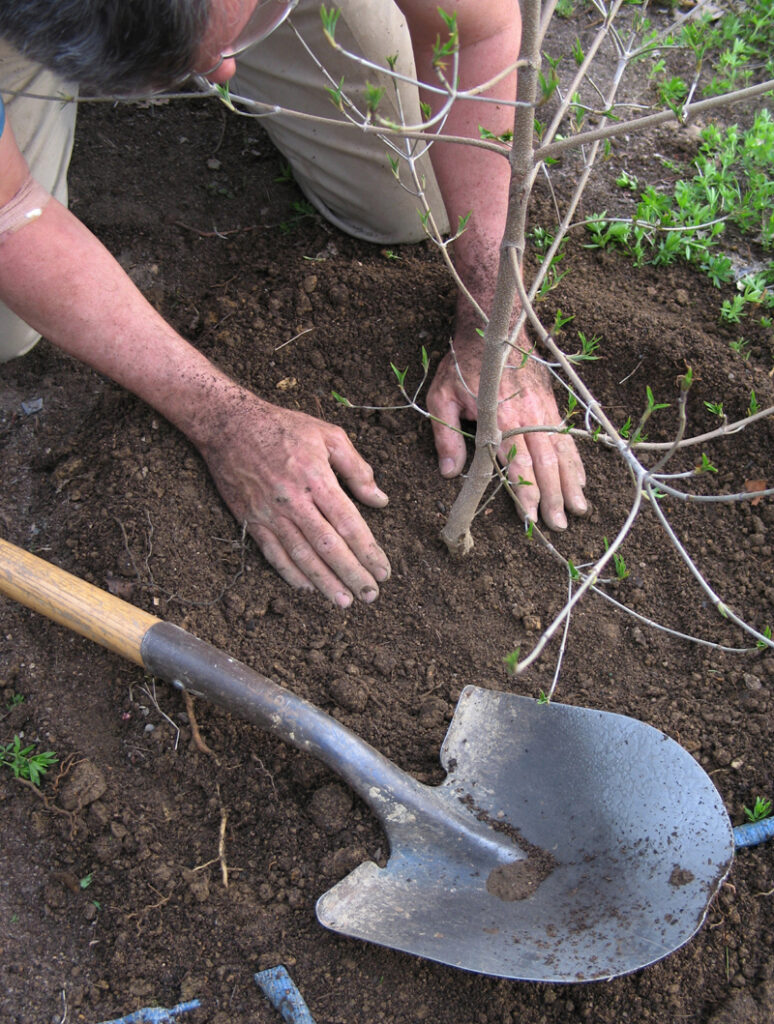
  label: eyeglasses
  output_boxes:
[205,0,298,73]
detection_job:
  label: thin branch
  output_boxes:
[535,79,774,162]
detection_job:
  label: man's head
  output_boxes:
[0,0,295,95]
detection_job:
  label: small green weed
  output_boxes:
[0,735,58,786]
[728,336,751,360]
[744,796,772,822]
[603,537,630,580]
[274,161,294,184]
[721,295,746,324]
[279,199,317,234]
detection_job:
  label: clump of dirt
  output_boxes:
[487,854,555,903]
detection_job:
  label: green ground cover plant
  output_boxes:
[0,734,58,787]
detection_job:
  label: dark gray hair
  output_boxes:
[0,0,211,94]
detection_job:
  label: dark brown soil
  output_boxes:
[2,12,774,1024]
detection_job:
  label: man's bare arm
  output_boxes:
[0,124,390,604]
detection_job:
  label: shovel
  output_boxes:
[0,537,734,982]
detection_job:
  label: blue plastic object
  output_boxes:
[96,999,200,1024]
[255,966,316,1024]
[734,816,774,848]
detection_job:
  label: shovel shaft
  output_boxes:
[141,620,456,828]
[0,539,448,835]
[0,537,159,665]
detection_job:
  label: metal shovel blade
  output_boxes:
[317,687,734,982]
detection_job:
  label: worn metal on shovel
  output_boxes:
[0,537,734,982]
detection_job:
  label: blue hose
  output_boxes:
[733,817,774,848]
[97,1000,200,1024]
[255,966,316,1024]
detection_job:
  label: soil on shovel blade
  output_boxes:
[2,12,774,1024]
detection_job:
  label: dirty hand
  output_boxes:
[198,395,391,606]
[426,334,587,530]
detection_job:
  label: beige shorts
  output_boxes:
[0,0,448,361]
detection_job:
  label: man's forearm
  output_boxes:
[399,0,521,316]
[0,197,254,446]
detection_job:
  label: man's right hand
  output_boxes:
[197,391,391,607]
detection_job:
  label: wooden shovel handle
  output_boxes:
[0,537,160,666]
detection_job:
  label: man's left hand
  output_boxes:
[426,331,587,529]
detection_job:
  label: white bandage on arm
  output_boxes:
[0,174,51,242]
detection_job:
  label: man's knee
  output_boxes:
[234,0,449,244]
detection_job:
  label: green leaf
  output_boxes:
[646,385,670,412]
[390,363,408,388]
[325,77,345,110]
[320,5,342,42]
[365,82,384,115]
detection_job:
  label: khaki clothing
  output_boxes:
[234,0,448,243]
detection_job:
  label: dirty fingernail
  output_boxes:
[375,565,390,583]
[335,591,353,608]
[359,586,378,603]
